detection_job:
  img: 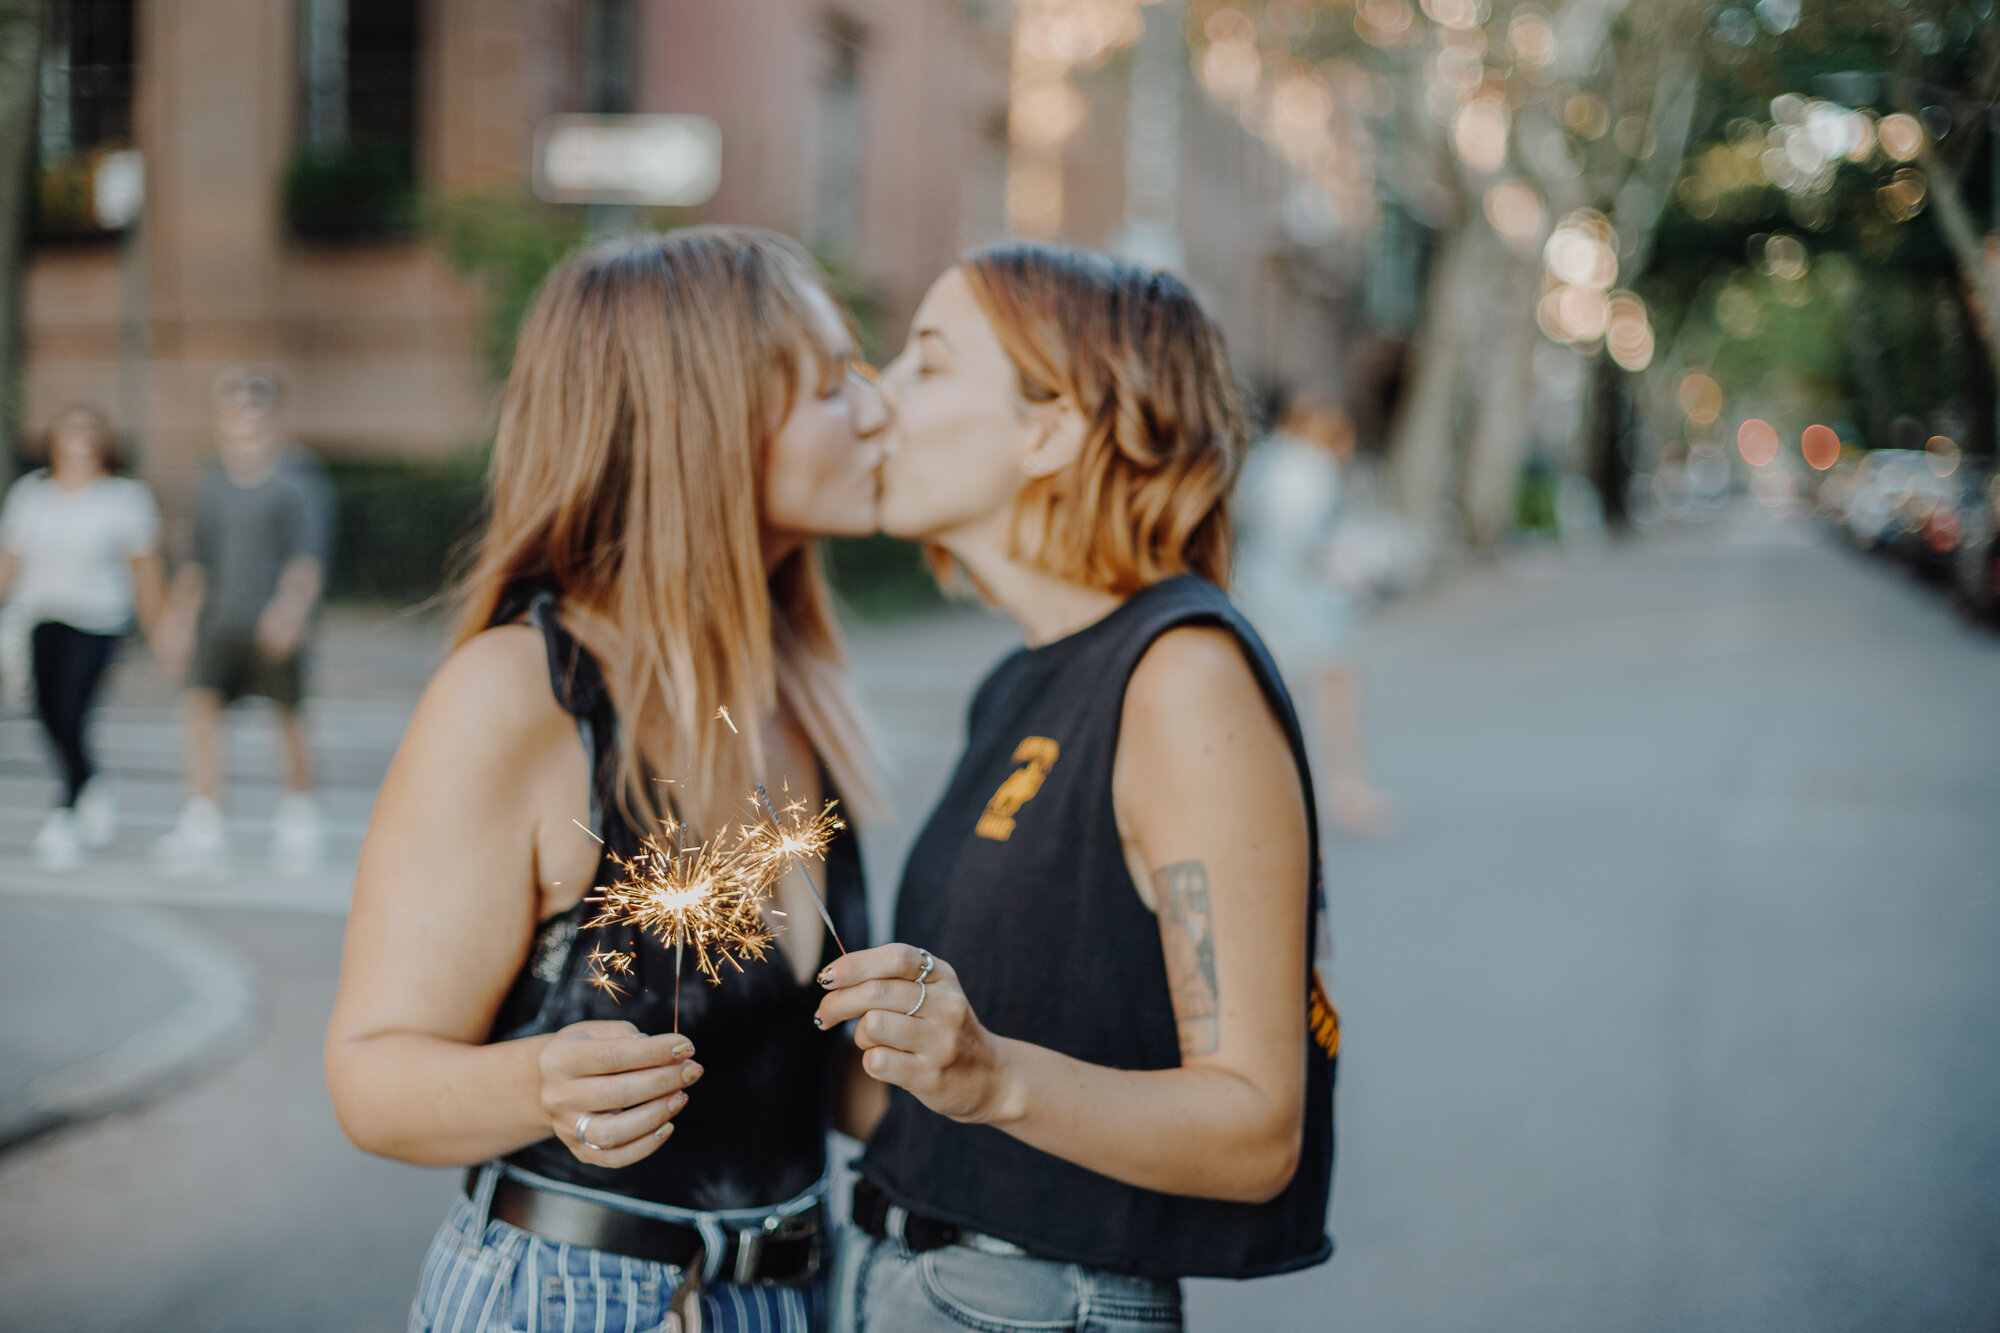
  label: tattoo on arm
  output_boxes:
[1155,860,1219,1056]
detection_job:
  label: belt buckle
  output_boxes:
[732,1214,782,1284]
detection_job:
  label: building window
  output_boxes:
[284,0,421,240]
[34,0,138,241]
[578,0,638,115]
[811,14,866,258]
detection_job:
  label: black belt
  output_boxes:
[851,1177,970,1254]
[469,1170,823,1283]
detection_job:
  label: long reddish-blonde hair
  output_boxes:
[455,227,874,834]
[961,242,1245,594]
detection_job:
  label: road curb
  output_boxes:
[0,905,259,1148]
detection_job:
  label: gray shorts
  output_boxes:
[190,626,307,709]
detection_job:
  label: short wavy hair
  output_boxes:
[960,242,1244,595]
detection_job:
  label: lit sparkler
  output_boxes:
[573,705,847,1030]
[745,782,847,955]
[718,704,848,955]
[586,817,775,1030]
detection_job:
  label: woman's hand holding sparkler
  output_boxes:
[539,1020,704,1167]
[814,944,1022,1126]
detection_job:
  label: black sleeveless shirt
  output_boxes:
[859,575,1337,1279]
[488,587,868,1212]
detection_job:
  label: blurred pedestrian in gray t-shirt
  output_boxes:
[193,451,333,634]
[154,369,336,880]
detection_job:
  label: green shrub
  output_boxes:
[284,139,417,241]
[1513,462,1559,536]
[324,452,486,604]
[821,535,944,619]
[427,189,590,383]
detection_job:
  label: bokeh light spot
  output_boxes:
[1878,112,1925,162]
[1679,373,1722,424]
[1738,418,1780,467]
[1800,424,1840,470]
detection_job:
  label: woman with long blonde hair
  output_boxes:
[327,227,884,1332]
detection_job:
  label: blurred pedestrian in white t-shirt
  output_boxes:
[1235,394,1395,836]
[0,406,166,869]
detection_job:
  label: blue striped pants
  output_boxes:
[409,1179,824,1333]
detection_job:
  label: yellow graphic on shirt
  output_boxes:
[975,737,1060,841]
[1308,970,1340,1059]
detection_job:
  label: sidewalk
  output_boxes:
[0,899,256,1146]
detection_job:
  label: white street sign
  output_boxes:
[532,115,722,207]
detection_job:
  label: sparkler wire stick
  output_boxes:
[753,781,846,955]
[672,822,689,1034]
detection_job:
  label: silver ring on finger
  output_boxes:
[575,1113,601,1151]
[906,980,927,1017]
[914,949,935,984]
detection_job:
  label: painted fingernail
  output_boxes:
[817,968,835,988]
[655,1123,672,1141]
[672,1043,694,1060]
[668,1092,688,1112]
[812,1015,825,1030]
[682,1063,703,1085]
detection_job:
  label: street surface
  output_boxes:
[2,511,1997,1331]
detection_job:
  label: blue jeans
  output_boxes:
[836,1230,1182,1333]
[410,1174,825,1333]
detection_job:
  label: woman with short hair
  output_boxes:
[822,244,1339,1332]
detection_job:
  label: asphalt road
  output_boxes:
[2,511,1996,1332]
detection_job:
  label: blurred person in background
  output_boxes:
[0,406,165,870]
[820,244,1336,1333]
[326,229,886,1333]
[1234,393,1396,836]
[152,369,335,879]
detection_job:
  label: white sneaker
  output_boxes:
[270,793,324,878]
[75,777,118,849]
[33,809,83,872]
[154,797,228,878]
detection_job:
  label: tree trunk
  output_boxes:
[1919,140,2000,380]
[0,0,42,471]
[1387,222,1486,546]
[1585,354,1633,530]
[1459,256,1542,549]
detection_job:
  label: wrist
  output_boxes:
[971,1036,1031,1128]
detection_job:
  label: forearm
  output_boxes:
[328,1030,556,1168]
[130,555,166,633]
[981,1037,1303,1203]
[166,564,205,619]
[273,556,322,614]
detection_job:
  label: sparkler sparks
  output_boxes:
[573,706,847,1026]
[585,945,635,1000]
[746,783,847,954]
[587,823,775,985]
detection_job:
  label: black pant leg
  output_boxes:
[31,622,119,807]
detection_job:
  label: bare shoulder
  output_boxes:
[402,624,571,767]
[1123,623,1274,731]
[1116,623,1296,814]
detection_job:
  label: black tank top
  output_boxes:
[859,575,1337,1279]
[488,587,867,1212]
